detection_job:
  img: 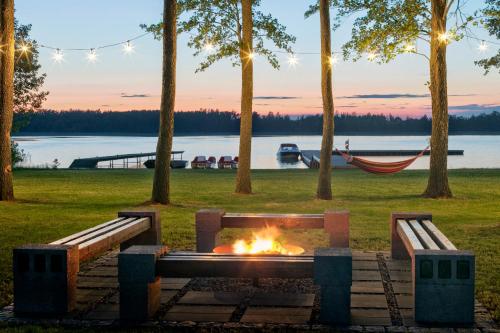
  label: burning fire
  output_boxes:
[230,226,304,255]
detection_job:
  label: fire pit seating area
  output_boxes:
[119,209,352,324]
[391,213,475,324]
[12,210,161,315]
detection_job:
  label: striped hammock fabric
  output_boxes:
[336,146,429,174]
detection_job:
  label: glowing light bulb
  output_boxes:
[287,54,299,67]
[203,42,214,53]
[52,49,64,63]
[123,41,134,54]
[478,41,488,52]
[327,54,339,67]
[87,49,97,63]
[404,43,416,53]
[367,52,378,61]
[438,31,452,44]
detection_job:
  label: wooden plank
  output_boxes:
[351,294,388,309]
[408,220,440,250]
[221,213,324,229]
[50,217,126,245]
[396,220,424,254]
[65,217,138,246]
[157,254,314,279]
[78,218,150,261]
[241,307,312,324]
[421,220,457,250]
[249,292,315,307]
[164,305,235,322]
[178,291,244,305]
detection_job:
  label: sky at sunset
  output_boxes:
[16,0,500,118]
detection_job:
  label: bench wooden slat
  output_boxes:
[50,217,127,245]
[221,213,324,229]
[408,220,440,250]
[421,220,457,250]
[64,217,138,246]
[78,217,150,261]
[396,220,424,252]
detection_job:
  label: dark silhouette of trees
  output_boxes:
[14,109,500,135]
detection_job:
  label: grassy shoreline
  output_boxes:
[0,168,498,320]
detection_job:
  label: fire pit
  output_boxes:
[195,209,349,253]
[212,225,305,255]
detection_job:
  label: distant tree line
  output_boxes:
[13,109,500,135]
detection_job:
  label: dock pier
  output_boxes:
[69,152,156,169]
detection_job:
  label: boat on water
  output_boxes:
[277,143,301,160]
[191,156,215,169]
[218,156,238,169]
[144,151,188,169]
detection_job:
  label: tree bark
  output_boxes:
[235,0,253,194]
[152,0,177,204]
[424,0,452,198]
[0,0,15,201]
[316,0,334,200]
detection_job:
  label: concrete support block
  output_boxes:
[390,213,432,259]
[119,245,168,322]
[413,250,475,324]
[314,247,352,325]
[324,210,349,248]
[195,209,225,253]
[119,210,162,251]
[13,244,79,315]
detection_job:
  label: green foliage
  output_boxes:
[142,0,296,72]
[13,21,49,132]
[476,0,500,74]
[10,140,26,166]
[305,0,475,63]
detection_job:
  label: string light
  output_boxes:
[478,41,488,52]
[123,41,134,54]
[328,55,339,66]
[367,52,378,62]
[287,54,299,67]
[87,48,97,63]
[438,31,453,44]
[52,49,64,63]
[404,43,416,53]
[18,43,31,54]
[203,42,214,53]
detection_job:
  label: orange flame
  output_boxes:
[231,226,304,255]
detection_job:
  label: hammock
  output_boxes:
[336,146,429,174]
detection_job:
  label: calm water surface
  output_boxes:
[12,135,500,169]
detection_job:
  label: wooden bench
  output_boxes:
[391,213,475,324]
[119,246,352,325]
[196,209,349,252]
[13,210,161,315]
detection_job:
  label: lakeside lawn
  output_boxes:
[0,168,498,321]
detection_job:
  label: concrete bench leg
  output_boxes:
[413,250,475,324]
[13,244,79,315]
[119,210,162,251]
[196,209,224,252]
[119,245,168,322]
[324,210,349,248]
[314,248,352,325]
[390,213,432,259]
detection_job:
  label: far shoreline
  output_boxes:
[12,131,500,137]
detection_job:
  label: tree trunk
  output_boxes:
[235,0,253,194]
[0,0,15,201]
[316,0,334,200]
[424,0,452,198]
[152,0,177,204]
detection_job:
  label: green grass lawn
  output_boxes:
[0,168,499,321]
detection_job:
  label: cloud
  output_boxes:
[340,93,430,99]
[449,104,499,116]
[121,93,151,98]
[253,96,301,100]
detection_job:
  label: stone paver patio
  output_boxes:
[1,250,497,331]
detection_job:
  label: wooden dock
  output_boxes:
[301,149,464,169]
[69,152,156,169]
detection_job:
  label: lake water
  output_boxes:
[12,135,500,169]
